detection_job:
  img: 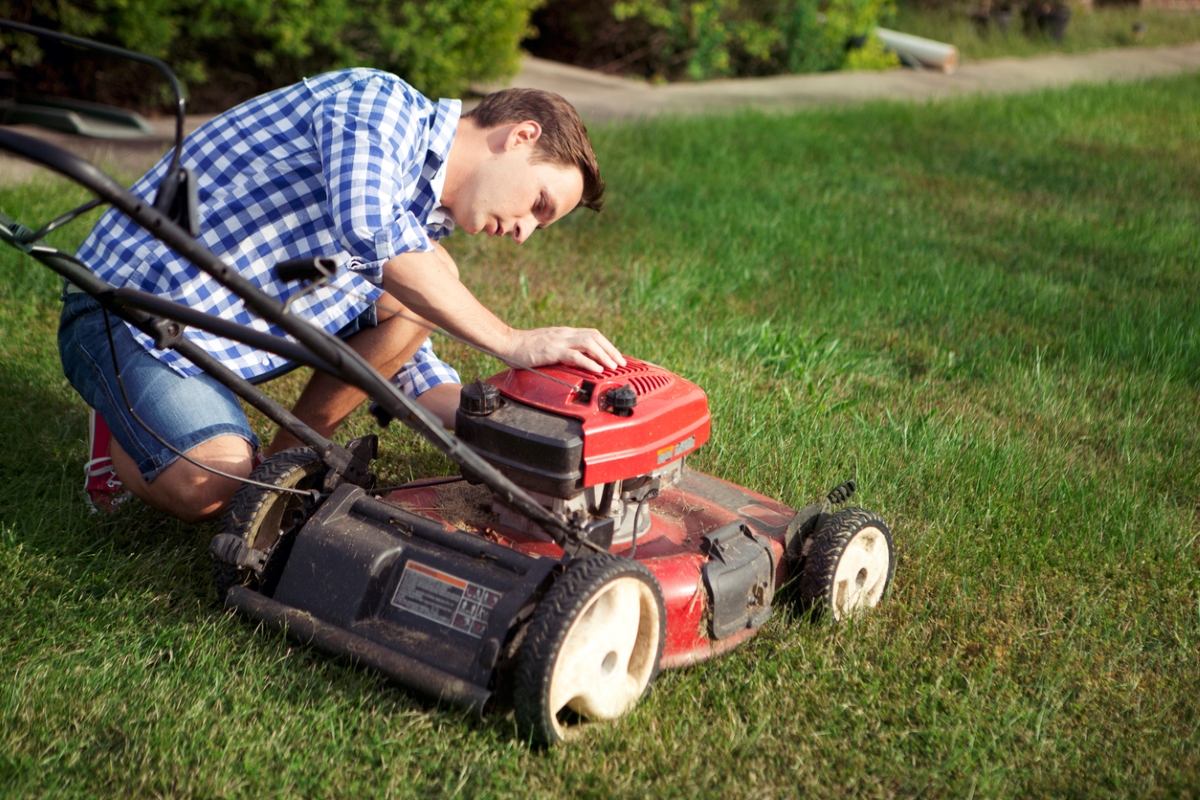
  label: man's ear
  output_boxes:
[505,121,542,151]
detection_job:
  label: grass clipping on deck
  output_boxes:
[426,481,495,532]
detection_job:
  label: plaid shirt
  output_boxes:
[76,69,460,396]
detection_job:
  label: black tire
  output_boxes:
[514,553,666,747]
[800,508,894,622]
[212,448,327,602]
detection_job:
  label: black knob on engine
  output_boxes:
[460,380,500,415]
[606,384,637,417]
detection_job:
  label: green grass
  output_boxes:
[2,73,1199,796]
[892,4,1200,61]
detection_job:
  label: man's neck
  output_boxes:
[442,117,484,212]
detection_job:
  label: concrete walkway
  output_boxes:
[2,42,1199,184]
[478,42,1200,121]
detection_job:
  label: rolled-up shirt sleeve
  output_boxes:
[391,338,461,398]
[312,78,434,281]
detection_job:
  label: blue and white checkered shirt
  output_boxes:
[76,69,461,396]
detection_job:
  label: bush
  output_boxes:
[526,0,897,81]
[0,0,542,112]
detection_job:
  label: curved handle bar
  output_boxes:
[0,125,597,553]
[0,19,187,180]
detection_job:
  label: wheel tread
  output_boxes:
[799,507,894,621]
[513,553,665,747]
[212,448,326,602]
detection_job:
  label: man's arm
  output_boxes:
[379,242,625,373]
[414,383,462,430]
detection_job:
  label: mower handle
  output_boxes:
[0,125,597,553]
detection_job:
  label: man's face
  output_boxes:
[447,125,584,244]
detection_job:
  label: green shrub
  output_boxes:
[612,0,779,80]
[604,0,898,80]
[844,31,901,70]
[0,0,542,111]
[338,1,543,100]
[821,0,901,70]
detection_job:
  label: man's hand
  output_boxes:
[380,243,625,373]
[499,326,625,373]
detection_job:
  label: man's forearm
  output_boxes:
[379,247,514,355]
[378,245,624,373]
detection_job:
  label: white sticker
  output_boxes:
[658,435,696,464]
[390,561,500,638]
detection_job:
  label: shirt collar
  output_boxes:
[424,98,461,236]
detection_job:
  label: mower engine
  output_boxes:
[455,358,711,546]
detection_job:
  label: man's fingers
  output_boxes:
[596,333,626,368]
[567,328,624,371]
[561,349,605,373]
[507,326,625,372]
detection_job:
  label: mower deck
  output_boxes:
[384,468,794,668]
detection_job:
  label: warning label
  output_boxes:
[657,435,696,465]
[390,561,501,638]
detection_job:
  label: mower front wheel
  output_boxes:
[800,508,894,621]
[212,447,327,602]
[514,553,666,747]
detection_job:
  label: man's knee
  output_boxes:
[167,470,247,523]
[133,436,253,522]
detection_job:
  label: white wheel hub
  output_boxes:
[547,576,660,739]
[831,526,891,620]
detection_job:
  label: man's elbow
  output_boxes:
[433,242,461,281]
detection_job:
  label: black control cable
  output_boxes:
[101,308,315,499]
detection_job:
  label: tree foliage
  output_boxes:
[532,0,898,81]
[0,0,542,111]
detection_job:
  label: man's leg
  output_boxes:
[411,383,462,430]
[60,293,260,523]
[110,434,252,523]
[266,298,433,454]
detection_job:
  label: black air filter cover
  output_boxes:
[455,397,584,498]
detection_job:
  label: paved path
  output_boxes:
[2,42,1199,184]
[477,42,1200,121]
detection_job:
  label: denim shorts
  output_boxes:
[57,290,375,483]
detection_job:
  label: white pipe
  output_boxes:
[875,27,960,74]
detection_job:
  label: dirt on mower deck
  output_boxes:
[2,42,1199,185]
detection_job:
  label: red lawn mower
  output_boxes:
[0,21,895,747]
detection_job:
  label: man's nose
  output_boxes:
[513,214,538,244]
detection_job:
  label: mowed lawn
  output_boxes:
[1,73,1197,797]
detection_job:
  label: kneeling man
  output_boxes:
[60,70,622,521]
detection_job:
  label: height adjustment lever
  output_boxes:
[275,256,338,283]
[153,166,199,237]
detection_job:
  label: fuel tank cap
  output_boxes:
[460,380,501,415]
[606,384,637,417]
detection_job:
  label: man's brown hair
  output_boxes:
[464,88,604,212]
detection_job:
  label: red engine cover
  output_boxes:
[487,358,711,488]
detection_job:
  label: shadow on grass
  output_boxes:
[0,356,519,743]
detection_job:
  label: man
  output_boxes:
[59,69,624,522]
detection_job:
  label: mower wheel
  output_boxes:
[514,552,666,747]
[213,447,327,602]
[800,508,894,622]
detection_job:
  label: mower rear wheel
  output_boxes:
[213,447,327,602]
[800,508,894,621]
[514,553,666,747]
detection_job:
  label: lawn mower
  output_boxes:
[0,21,895,746]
